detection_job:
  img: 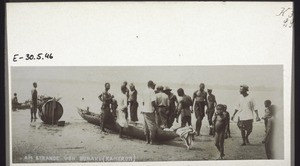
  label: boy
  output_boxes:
[213,104,229,159]
[261,100,272,143]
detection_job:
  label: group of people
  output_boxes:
[96,81,279,159]
[13,81,279,159]
[98,81,139,138]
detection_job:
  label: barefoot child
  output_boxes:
[213,104,229,159]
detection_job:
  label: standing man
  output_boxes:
[231,85,260,146]
[193,83,207,136]
[31,82,38,121]
[207,89,217,135]
[98,83,114,133]
[142,80,157,144]
[164,86,178,128]
[176,88,193,127]
[155,86,169,129]
[123,81,130,99]
[129,83,138,122]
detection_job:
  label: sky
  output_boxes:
[11,65,283,90]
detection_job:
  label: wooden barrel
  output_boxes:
[38,99,63,124]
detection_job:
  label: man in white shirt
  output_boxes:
[231,85,260,146]
[142,80,157,144]
[118,85,129,138]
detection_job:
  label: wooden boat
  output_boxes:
[38,99,63,124]
[12,103,30,110]
[77,108,178,141]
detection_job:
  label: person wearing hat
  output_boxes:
[155,85,169,129]
[231,84,260,146]
[31,82,38,121]
[141,80,157,144]
[164,86,178,128]
[206,89,217,135]
[128,83,138,122]
[192,83,208,136]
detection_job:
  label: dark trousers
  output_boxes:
[129,101,138,121]
[181,116,191,127]
[100,107,110,131]
[195,102,205,134]
[157,107,168,128]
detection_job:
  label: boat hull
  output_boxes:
[77,108,178,141]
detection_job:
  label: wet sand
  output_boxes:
[12,109,268,163]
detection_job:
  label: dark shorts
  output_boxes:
[194,102,205,119]
[237,119,253,132]
[181,116,191,127]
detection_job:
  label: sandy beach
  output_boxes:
[12,108,269,163]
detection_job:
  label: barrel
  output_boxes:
[38,99,63,124]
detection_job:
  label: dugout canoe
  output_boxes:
[77,108,178,141]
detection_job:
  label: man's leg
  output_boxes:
[119,127,123,138]
[143,113,150,144]
[30,107,34,121]
[181,116,187,127]
[208,110,214,135]
[146,112,157,144]
[241,129,246,145]
[100,109,107,132]
[33,106,37,119]
[245,120,253,144]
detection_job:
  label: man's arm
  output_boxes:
[176,102,182,122]
[254,110,260,121]
[151,101,156,112]
[205,92,208,106]
[214,96,217,108]
[231,109,239,121]
[98,93,103,102]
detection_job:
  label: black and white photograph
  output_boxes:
[10,66,284,163]
[6,2,293,166]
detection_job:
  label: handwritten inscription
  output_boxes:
[13,53,53,62]
[276,7,293,28]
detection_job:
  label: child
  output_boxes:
[223,105,231,139]
[261,100,272,143]
[213,104,229,159]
